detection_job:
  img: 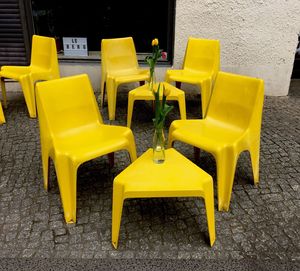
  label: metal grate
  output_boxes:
[0,0,32,66]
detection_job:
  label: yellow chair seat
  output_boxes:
[0,35,60,118]
[112,148,215,249]
[1,66,57,82]
[127,82,186,127]
[170,118,244,152]
[166,70,213,84]
[54,124,133,161]
[109,69,148,79]
[169,71,264,212]
[0,67,31,78]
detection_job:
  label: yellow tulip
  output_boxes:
[152,38,159,46]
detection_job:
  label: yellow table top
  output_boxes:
[114,148,213,195]
[129,82,184,99]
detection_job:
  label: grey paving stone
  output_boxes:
[0,80,299,266]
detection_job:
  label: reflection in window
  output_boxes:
[31,0,175,63]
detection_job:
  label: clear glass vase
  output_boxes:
[152,127,165,164]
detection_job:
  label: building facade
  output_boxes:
[1,0,300,95]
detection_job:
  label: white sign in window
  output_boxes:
[63,37,88,56]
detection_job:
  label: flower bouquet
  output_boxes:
[146,39,173,163]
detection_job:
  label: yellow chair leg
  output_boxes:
[198,78,212,118]
[19,75,36,118]
[41,147,50,190]
[107,152,115,167]
[127,93,135,128]
[216,149,238,211]
[250,141,260,185]
[100,80,106,108]
[175,81,181,89]
[112,181,124,249]
[112,82,120,121]
[167,121,179,148]
[0,102,5,124]
[177,93,186,120]
[126,132,137,162]
[194,146,200,163]
[106,78,117,121]
[0,78,7,108]
[55,156,77,223]
[203,182,216,246]
[42,157,50,191]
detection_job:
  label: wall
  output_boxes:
[59,62,101,90]
[174,0,300,96]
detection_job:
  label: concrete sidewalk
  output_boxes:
[0,80,299,269]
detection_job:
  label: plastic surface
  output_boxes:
[0,102,5,124]
[100,37,149,120]
[165,37,220,118]
[0,35,60,118]
[168,71,264,211]
[127,82,186,127]
[36,74,137,223]
[112,148,215,249]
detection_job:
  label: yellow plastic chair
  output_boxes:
[165,37,220,118]
[0,35,60,118]
[0,102,5,124]
[36,74,137,223]
[112,148,215,249]
[100,37,149,121]
[168,71,264,211]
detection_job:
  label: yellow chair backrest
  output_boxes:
[101,37,139,75]
[183,37,220,79]
[31,35,60,79]
[207,72,264,130]
[36,74,103,136]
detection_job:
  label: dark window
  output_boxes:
[31,0,176,64]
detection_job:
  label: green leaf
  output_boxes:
[162,104,174,117]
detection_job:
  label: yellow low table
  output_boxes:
[112,148,216,249]
[127,82,186,128]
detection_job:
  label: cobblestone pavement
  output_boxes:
[0,80,299,264]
